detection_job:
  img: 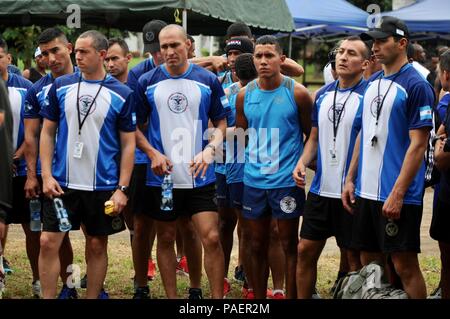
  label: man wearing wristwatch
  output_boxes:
[39,30,135,299]
[136,25,227,299]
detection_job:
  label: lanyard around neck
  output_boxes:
[76,73,106,135]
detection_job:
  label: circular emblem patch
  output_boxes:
[145,31,155,42]
[78,95,96,116]
[280,196,296,214]
[370,95,383,118]
[327,102,345,123]
[385,220,399,237]
[111,216,123,231]
[168,93,188,113]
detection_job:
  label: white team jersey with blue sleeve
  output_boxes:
[310,78,367,199]
[7,73,32,176]
[356,63,434,205]
[40,73,136,191]
[136,63,229,189]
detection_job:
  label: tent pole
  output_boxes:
[288,33,292,58]
[183,9,187,30]
[182,0,187,31]
[302,39,307,86]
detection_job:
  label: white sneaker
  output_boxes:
[32,280,41,298]
[427,287,441,299]
[312,288,322,299]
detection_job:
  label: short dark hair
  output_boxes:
[0,38,8,52]
[407,43,415,60]
[255,35,282,54]
[344,35,371,60]
[226,22,252,39]
[108,37,129,55]
[37,27,68,45]
[235,53,257,81]
[187,34,195,43]
[440,49,450,73]
[79,30,108,51]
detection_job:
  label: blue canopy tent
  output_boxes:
[286,0,369,41]
[381,0,450,40]
[284,0,369,86]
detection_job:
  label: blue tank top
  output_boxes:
[243,76,303,189]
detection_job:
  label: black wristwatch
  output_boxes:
[116,185,129,196]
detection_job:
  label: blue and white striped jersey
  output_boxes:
[136,63,229,189]
[310,78,367,198]
[40,73,136,191]
[356,63,434,205]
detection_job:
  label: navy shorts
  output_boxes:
[228,182,244,209]
[242,185,305,220]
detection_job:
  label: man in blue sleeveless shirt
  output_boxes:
[235,35,313,299]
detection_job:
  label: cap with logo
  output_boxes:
[142,20,167,54]
[34,47,42,58]
[361,16,409,41]
[225,37,254,55]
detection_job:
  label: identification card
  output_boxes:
[329,149,338,166]
[73,141,84,159]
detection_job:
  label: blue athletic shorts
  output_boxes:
[228,182,244,209]
[242,185,305,220]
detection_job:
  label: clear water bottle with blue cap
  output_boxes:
[160,173,173,211]
[53,198,72,232]
[29,198,42,232]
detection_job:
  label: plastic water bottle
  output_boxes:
[29,199,42,232]
[53,198,72,232]
[160,174,173,211]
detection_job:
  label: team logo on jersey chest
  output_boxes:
[280,196,296,214]
[168,93,188,113]
[369,95,383,118]
[78,95,97,116]
[327,102,346,123]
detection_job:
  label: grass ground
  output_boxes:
[1,225,441,299]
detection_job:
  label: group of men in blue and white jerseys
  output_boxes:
[2,14,450,301]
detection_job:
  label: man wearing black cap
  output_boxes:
[343,16,435,298]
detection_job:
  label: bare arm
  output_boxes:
[434,124,450,171]
[191,118,227,178]
[22,69,30,80]
[235,88,248,131]
[189,56,227,73]
[24,118,42,198]
[292,127,318,188]
[342,133,361,213]
[382,128,430,219]
[281,58,304,77]
[136,125,172,176]
[39,119,63,198]
[294,82,313,141]
[109,131,135,214]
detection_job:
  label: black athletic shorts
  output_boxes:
[430,198,450,243]
[145,183,218,222]
[42,188,125,236]
[300,192,354,249]
[128,164,149,215]
[351,197,422,253]
[7,176,39,224]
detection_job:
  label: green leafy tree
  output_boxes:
[2,26,42,69]
[2,25,128,70]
